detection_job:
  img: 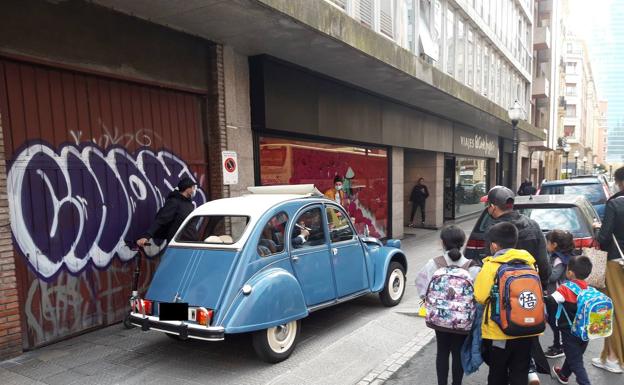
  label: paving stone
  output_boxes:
[6,359,67,381]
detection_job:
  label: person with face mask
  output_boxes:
[324,175,348,208]
[137,177,198,247]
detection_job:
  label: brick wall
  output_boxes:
[0,111,22,360]
[207,43,229,201]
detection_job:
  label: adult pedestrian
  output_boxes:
[518,179,537,196]
[479,185,551,384]
[136,177,197,247]
[408,177,429,227]
[593,166,624,373]
[324,175,348,208]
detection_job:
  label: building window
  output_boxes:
[566,62,578,74]
[457,18,465,83]
[564,125,575,137]
[566,83,577,96]
[467,29,474,87]
[490,53,496,100]
[455,157,489,216]
[379,0,394,38]
[567,43,574,53]
[446,7,455,75]
[566,105,577,118]
[483,46,489,95]
[476,41,482,91]
[259,136,389,238]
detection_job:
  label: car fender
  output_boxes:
[221,267,308,334]
[368,246,408,292]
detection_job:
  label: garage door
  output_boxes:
[0,58,209,348]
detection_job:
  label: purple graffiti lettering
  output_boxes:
[8,143,207,279]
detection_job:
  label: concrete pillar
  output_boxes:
[222,46,254,197]
[391,147,404,239]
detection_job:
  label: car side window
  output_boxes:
[326,206,354,243]
[257,212,288,257]
[291,207,327,249]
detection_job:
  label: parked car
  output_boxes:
[129,185,407,363]
[537,177,611,219]
[465,195,600,261]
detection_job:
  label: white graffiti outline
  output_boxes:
[8,143,206,279]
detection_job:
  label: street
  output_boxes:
[0,219,476,385]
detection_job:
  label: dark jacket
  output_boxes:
[546,251,571,294]
[597,190,624,260]
[145,190,195,242]
[410,184,429,203]
[486,211,551,286]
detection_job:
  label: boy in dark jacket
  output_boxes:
[546,255,593,385]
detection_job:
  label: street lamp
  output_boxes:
[582,156,587,175]
[574,150,580,176]
[563,145,571,179]
[508,100,526,191]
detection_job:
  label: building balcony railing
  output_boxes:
[532,77,550,99]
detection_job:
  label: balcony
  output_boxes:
[534,26,551,51]
[532,77,550,99]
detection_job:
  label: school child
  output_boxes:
[415,225,480,385]
[544,230,575,359]
[474,222,546,385]
[549,255,613,385]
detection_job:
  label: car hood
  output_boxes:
[145,247,238,309]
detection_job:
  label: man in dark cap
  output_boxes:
[137,177,197,247]
[479,185,551,384]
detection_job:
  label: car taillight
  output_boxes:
[134,299,153,315]
[574,237,594,249]
[196,307,213,326]
[466,239,485,249]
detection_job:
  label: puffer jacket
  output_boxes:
[485,211,551,287]
[597,190,624,260]
[474,249,543,340]
[144,190,195,242]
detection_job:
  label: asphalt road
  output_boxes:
[0,219,477,385]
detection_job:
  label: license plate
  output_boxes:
[159,302,188,321]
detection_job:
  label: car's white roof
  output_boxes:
[168,191,323,249]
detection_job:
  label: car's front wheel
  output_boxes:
[252,320,300,363]
[379,261,406,307]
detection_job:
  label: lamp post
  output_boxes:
[563,145,570,179]
[508,101,526,191]
[574,150,580,176]
[582,156,587,175]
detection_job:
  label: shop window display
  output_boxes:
[259,137,388,238]
[454,157,489,216]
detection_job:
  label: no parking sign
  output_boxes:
[222,151,238,185]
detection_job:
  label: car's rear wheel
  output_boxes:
[252,320,300,363]
[379,261,406,307]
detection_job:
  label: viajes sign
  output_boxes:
[453,126,499,158]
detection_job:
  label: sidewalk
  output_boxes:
[385,324,622,385]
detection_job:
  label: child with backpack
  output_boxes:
[548,255,614,385]
[415,225,480,385]
[474,222,546,385]
[544,230,576,359]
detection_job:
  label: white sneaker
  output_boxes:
[591,357,623,373]
[528,371,540,385]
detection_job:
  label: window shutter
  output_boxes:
[379,0,394,38]
[354,0,374,27]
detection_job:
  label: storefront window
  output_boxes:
[258,136,389,238]
[454,157,489,216]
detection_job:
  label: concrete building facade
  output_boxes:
[0,0,545,358]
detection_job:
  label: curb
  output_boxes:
[355,328,435,385]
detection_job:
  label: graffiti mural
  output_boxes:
[8,143,207,279]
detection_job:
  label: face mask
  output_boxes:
[335,185,343,191]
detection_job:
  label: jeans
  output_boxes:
[411,200,426,223]
[435,330,467,385]
[484,338,533,385]
[547,300,562,347]
[560,329,590,385]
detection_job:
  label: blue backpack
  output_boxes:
[556,281,613,341]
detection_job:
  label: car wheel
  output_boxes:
[379,261,406,307]
[252,320,300,363]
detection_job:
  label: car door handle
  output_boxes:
[331,248,338,255]
[292,255,299,262]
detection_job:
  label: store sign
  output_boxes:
[453,127,498,158]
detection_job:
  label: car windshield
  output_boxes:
[478,206,589,236]
[540,183,606,205]
[176,215,249,244]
